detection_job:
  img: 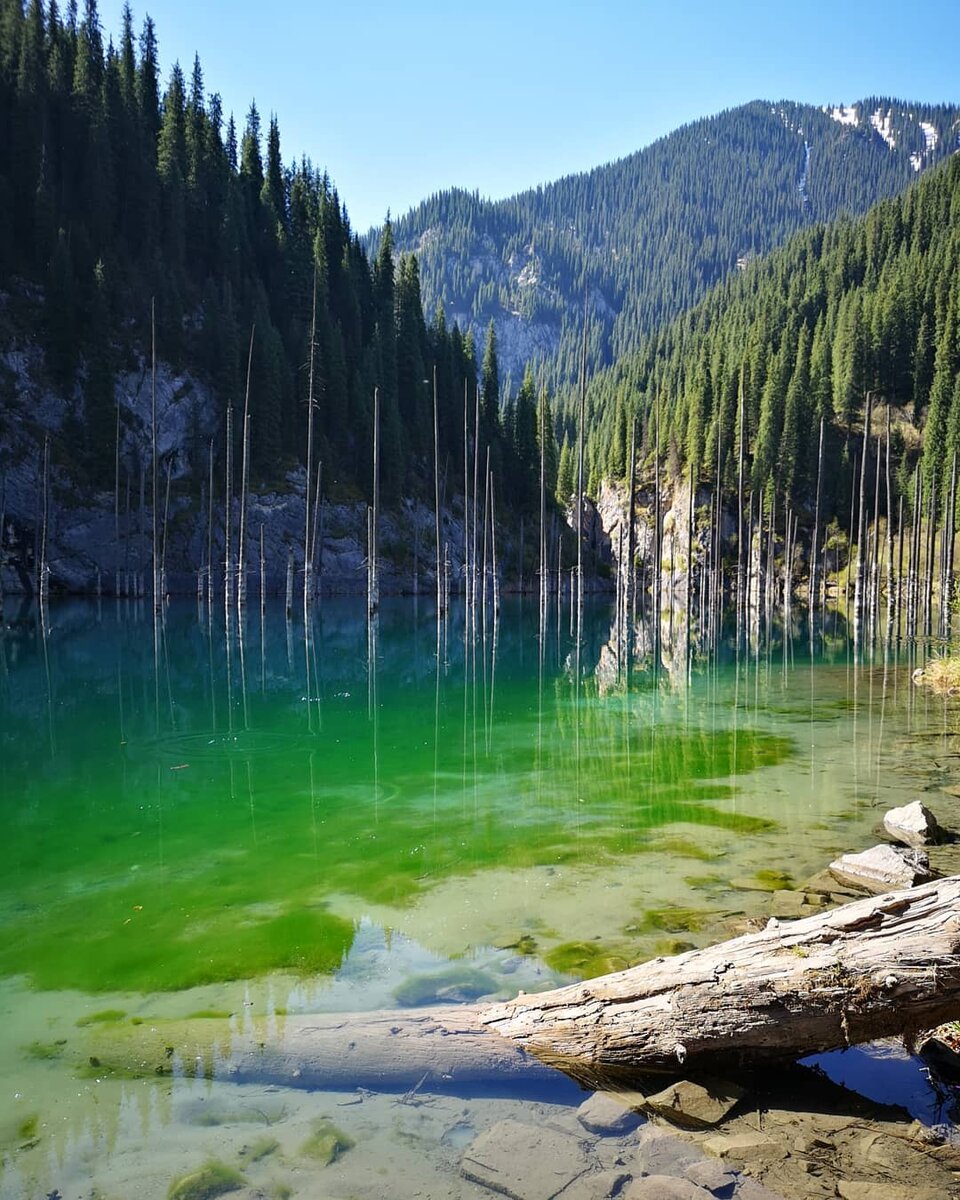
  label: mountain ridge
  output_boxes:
[376,97,960,390]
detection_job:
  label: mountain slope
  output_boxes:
[380,99,960,388]
[579,145,960,541]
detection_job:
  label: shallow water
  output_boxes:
[0,595,956,1197]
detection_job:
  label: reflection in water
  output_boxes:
[1,594,958,1195]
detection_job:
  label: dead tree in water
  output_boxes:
[369,387,380,618]
[224,404,234,613]
[809,417,825,634]
[81,876,960,1093]
[303,275,318,622]
[237,328,255,610]
[150,299,159,613]
[433,366,443,617]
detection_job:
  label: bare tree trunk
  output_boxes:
[945,453,958,635]
[206,438,214,611]
[909,467,922,638]
[853,392,871,633]
[151,299,159,614]
[885,412,893,636]
[159,457,172,600]
[809,417,824,633]
[114,399,121,597]
[433,366,443,617]
[464,380,470,602]
[576,312,588,627]
[304,275,317,623]
[39,434,50,605]
[483,874,960,1081]
[224,404,234,612]
[238,327,255,610]
[736,363,745,636]
[369,388,380,618]
[626,414,637,628]
[83,877,960,1093]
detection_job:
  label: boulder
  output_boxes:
[576,1091,643,1136]
[882,800,942,848]
[644,1079,745,1130]
[827,844,933,894]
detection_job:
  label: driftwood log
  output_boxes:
[84,876,960,1093]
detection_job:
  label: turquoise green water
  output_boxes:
[0,597,952,1197]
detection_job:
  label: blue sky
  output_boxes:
[106,0,960,233]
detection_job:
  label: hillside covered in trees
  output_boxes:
[0,0,554,523]
[380,100,960,389]
[574,146,960,548]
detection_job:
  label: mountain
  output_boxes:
[576,142,960,543]
[379,99,960,389]
[0,1,556,594]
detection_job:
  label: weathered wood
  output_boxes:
[82,1005,556,1096]
[82,877,960,1095]
[482,875,960,1081]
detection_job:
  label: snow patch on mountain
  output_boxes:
[870,107,897,150]
[920,121,939,151]
[826,104,859,127]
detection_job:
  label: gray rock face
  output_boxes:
[828,844,933,893]
[882,800,942,848]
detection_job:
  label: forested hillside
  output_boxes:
[576,147,960,540]
[0,0,552,514]
[381,100,960,388]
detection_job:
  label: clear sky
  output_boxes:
[104,0,960,234]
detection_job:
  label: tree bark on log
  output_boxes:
[83,877,960,1094]
[482,874,960,1083]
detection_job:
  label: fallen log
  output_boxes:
[80,876,960,1093]
[481,874,960,1083]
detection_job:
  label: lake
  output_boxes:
[0,595,954,1198]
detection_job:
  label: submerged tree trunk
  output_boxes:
[82,877,960,1095]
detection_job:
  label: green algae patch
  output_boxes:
[300,1120,355,1165]
[239,1135,279,1163]
[626,906,714,935]
[545,941,630,978]
[24,1039,66,1060]
[76,1008,127,1026]
[651,938,696,957]
[168,1161,244,1200]
[393,967,498,1006]
[17,1114,39,1140]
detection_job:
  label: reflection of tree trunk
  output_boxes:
[83,878,960,1095]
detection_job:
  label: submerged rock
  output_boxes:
[300,1119,355,1165]
[624,1177,713,1199]
[461,1119,589,1200]
[393,967,498,1006]
[167,1161,244,1200]
[827,844,933,894]
[576,1091,643,1135]
[644,1079,745,1130]
[882,800,942,848]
